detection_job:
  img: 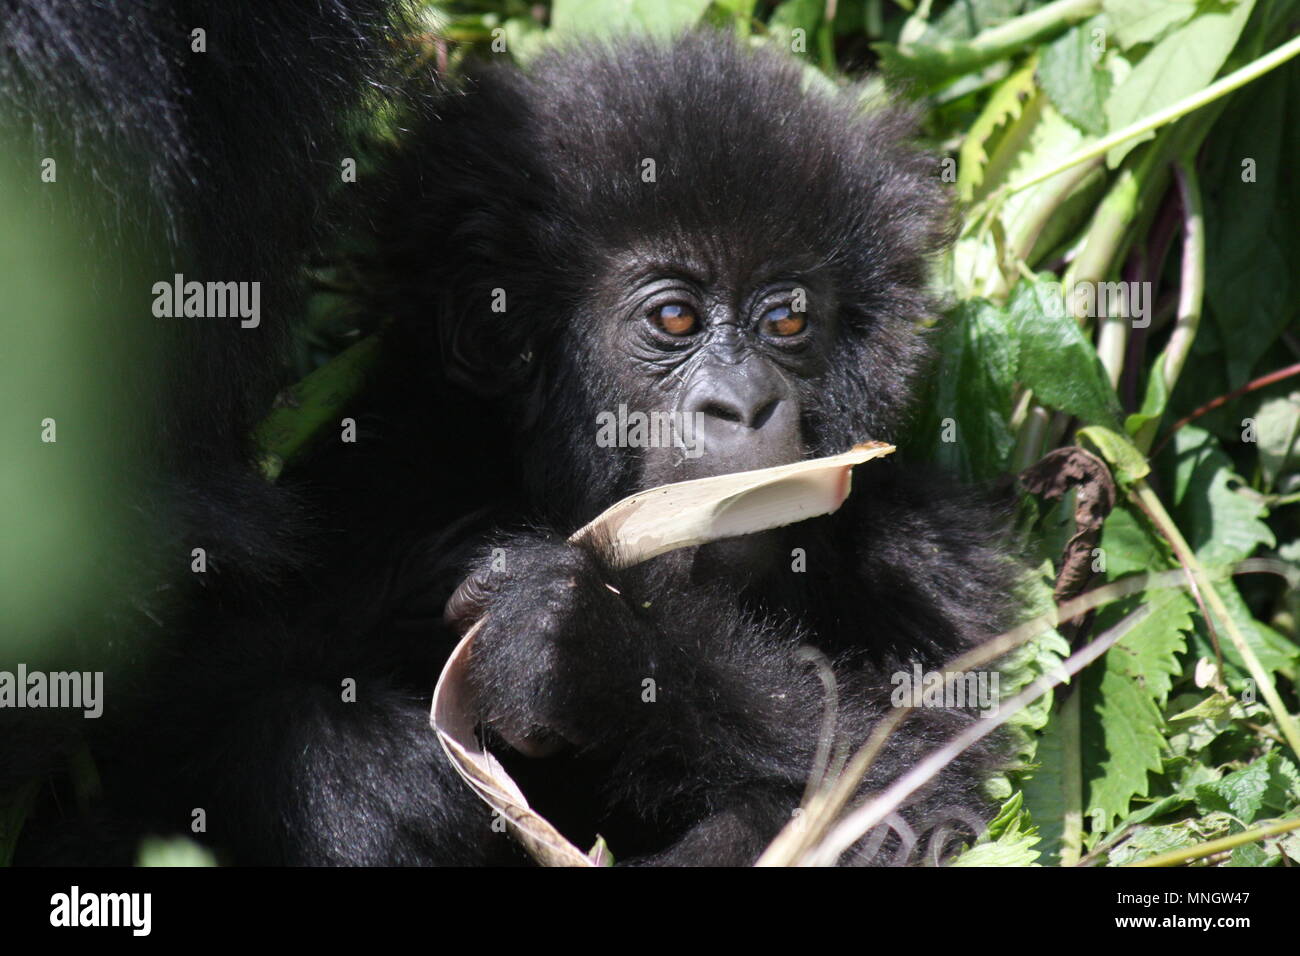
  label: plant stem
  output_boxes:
[1006,32,1300,195]
[1134,160,1205,455]
[1160,161,1205,396]
[1129,816,1300,867]
[1059,689,1084,865]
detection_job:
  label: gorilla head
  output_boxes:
[367,31,953,532]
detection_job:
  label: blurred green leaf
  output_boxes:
[1104,0,1255,167]
[550,0,712,38]
[1038,18,1111,135]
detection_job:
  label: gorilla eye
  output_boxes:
[760,305,806,338]
[651,303,699,337]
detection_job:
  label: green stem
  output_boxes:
[1135,160,1204,455]
[1008,32,1300,196]
[1059,689,1084,866]
[1012,403,1050,472]
[919,0,1099,66]
[1129,816,1300,868]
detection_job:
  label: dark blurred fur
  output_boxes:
[0,0,412,591]
[10,26,1017,865]
[1,0,412,838]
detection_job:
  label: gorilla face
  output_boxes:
[583,241,849,493]
[367,32,953,533]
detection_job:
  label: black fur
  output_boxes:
[8,24,1019,865]
[0,0,414,843]
[0,0,412,592]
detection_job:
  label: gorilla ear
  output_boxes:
[436,296,532,399]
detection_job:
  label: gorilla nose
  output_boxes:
[685,356,787,427]
[696,384,781,430]
[682,360,801,471]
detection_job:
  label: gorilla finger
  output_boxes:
[443,569,497,632]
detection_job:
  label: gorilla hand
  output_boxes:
[445,533,650,757]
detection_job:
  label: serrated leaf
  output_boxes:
[1107,818,1203,865]
[1077,591,1193,831]
[957,61,1037,202]
[1194,752,1300,824]
[1100,588,1193,705]
[1009,277,1124,428]
[950,793,1041,867]
[953,98,1091,298]
[1082,649,1167,831]
[1227,841,1274,866]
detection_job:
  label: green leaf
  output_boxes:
[1190,581,1300,681]
[1201,64,1300,386]
[1254,393,1300,490]
[1077,425,1149,486]
[1104,0,1255,167]
[1124,351,1169,440]
[550,0,713,39]
[1100,588,1194,706]
[950,792,1041,867]
[998,571,1072,740]
[916,299,1019,481]
[1038,19,1111,135]
[1015,718,1068,865]
[1009,276,1124,428]
[1098,502,1170,577]
[1102,0,1196,50]
[1081,642,1167,831]
[956,60,1038,203]
[1170,426,1274,567]
[1107,817,1211,865]
[136,836,218,867]
[1194,752,1300,825]
[253,334,383,481]
[1077,590,1193,833]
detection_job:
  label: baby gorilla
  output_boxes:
[350,31,1019,865]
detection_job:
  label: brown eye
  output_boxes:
[761,305,806,338]
[653,303,699,336]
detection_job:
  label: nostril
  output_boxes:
[750,398,779,430]
[701,400,745,425]
[699,396,780,429]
